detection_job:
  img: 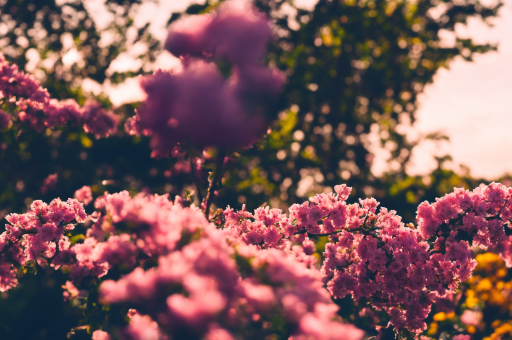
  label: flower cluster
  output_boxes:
[0,198,87,292]
[427,252,512,338]
[465,253,512,315]
[74,186,93,206]
[92,190,362,339]
[222,183,512,334]
[129,0,285,157]
[3,183,512,338]
[0,54,118,138]
[1,188,362,339]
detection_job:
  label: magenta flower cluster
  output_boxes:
[3,182,511,338]
[1,188,364,339]
[97,190,362,339]
[127,0,285,157]
[222,183,512,333]
[0,198,87,291]
[0,54,117,138]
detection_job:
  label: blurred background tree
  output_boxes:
[0,0,508,338]
[0,0,502,219]
[218,0,501,221]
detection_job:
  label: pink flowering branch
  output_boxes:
[221,182,512,338]
[0,198,88,292]
[4,182,506,339]
[0,186,361,339]
[0,54,118,138]
[126,0,285,158]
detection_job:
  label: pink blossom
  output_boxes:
[167,289,227,326]
[460,310,482,326]
[297,313,365,340]
[75,186,93,205]
[221,182,512,333]
[165,0,272,65]
[0,54,117,137]
[124,314,161,340]
[5,182,512,337]
[62,281,86,301]
[0,197,87,290]
[0,263,17,292]
[41,173,58,194]
[94,192,360,339]
[100,267,158,304]
[165,13,213,58]
[241,280,276,309]
[132,1,284,157]
[125,114,151,137]
[93,234,136,268]
[204,325,235,340]
[452,336,470,340]
[91,330,111,340]
[0,109,10,128]
[136,61,267,156]
[81,101,118,139]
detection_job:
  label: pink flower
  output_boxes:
[100,267,158,304]
[453,335,470,340]
[125,115,151,137]
[0,54,117,137]
[5,180,512,338]
[167,289,226,326]
[41,173,58,194]
[165,0,272,65]
[460,310,482,326]
[75,186,93,205]
[81,101,118,139]
[62,281,86,301]
[124,314,161,340]
[204,325,235,340]
[136,61,268,156]
[133,1,284,157]
[241,280,276,309]
[91,330,111,340]
[0,109,10,128]
[0,263,17,292]
[297,313,365,340]
[93,234,136,268]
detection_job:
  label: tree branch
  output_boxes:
[205,149,226,221]
[189,157,203,206]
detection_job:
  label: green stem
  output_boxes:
[189,157,203,206]
[205,150,226,221]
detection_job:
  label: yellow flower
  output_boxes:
[428,322,438,335]
[489,322,512,339]
[433,312,455,321]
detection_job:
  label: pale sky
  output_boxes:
[408,0,512,179]
[100,0,512,180]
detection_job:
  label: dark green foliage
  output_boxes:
[216,0,501,215]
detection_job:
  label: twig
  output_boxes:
[189,157,203,206]
[205,149,226,221]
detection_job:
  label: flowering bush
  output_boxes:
[0,55,117,138]
[2,182,512,339]
[221,183,512,335]
[1,189,364,340]
[128,0,284,157]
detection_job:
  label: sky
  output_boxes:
[407,0,512,179]
[99,0,512,180]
